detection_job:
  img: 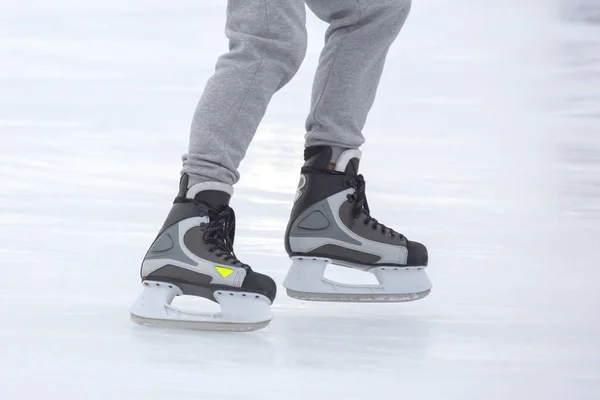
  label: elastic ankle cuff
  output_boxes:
[186,181,234,200]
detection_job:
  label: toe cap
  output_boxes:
[242,270,277,303]
[406,240,428,266]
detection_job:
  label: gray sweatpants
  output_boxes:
[182,0,412,187]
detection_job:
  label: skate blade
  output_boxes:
[283,257,432,303]
[285,288,431,303]
[129,281,273,332]
[130,314,270,333]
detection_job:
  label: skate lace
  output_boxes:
[201,205,249,268]
[347,175,405,239]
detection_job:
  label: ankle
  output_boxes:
[303,146,362,174]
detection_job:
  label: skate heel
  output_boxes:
[129,280,273,332]
[283,257,432,302]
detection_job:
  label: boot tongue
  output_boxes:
[194,191,231,209]
[333,149,362,175]
[343,158,360,175]
[303,146,333,169]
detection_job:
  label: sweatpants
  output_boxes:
[182,0,412,187]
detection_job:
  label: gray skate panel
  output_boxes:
[289,199,361,244]
[184,225,238,265]
[145,224,196,265]
[298,210,330,230]
[288,191,409,264]
[339,201,407,246]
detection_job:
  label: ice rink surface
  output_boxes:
[1,0,599,399]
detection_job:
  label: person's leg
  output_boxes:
[282,0,432,302]
[304,0,412,150]
[131,1,308,332]
[182,0,308,187]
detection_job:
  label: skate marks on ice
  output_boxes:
[1,284,598,400]
[555,0,600,229]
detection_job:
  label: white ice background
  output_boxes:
[1,0,599,399]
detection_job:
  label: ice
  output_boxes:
[1,0,599,399]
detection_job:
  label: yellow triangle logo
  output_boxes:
[215,266,234,278]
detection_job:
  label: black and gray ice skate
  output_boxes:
[283,146,431,302]
[130,174,276,332]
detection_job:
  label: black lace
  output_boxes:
[200,204,249,268]
[346,174,404,239]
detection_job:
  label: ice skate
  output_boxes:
[130,174,276,332]
[283,146,431,302]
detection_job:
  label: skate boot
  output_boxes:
[130,174,276,332]
[283,146,431,302]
